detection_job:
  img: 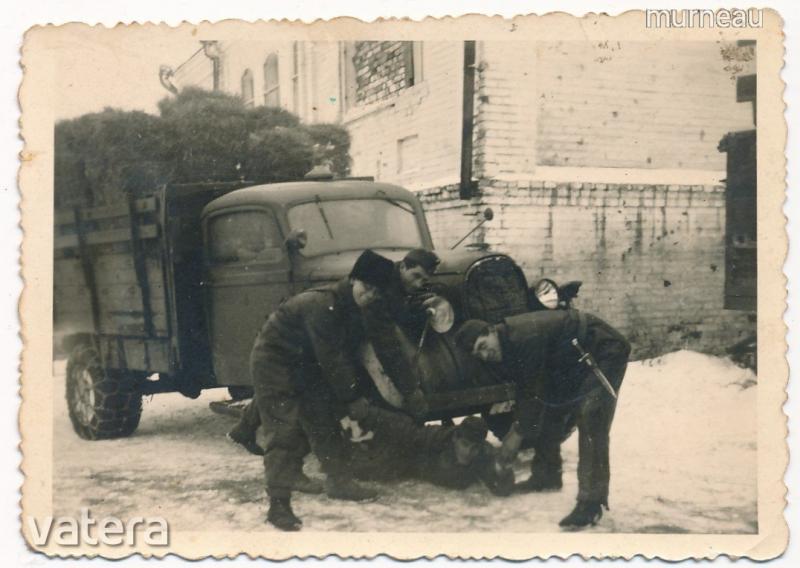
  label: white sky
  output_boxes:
[54,28,203,120]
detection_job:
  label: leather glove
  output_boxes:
[404,388,429,421]
[347,397,371,421]
[407,292,437,310]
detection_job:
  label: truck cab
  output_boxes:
[56,176,531,439]
[200,180,435,390]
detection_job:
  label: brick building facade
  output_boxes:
[172,39,756,358]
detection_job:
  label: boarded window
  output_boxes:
[208,210,284,265]
[263,53,280,107]
[347,41,423,107]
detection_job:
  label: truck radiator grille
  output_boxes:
[463,255,529,324]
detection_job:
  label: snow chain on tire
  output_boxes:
[66,343,143,440]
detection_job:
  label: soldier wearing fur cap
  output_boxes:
[230,249,442,446]
[246,249,395,531]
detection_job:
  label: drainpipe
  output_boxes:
[459,40,477,199]
[201,41,223,91]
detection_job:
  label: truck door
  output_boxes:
[204,207,291,386]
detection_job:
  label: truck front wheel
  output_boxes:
[66,344,143,440]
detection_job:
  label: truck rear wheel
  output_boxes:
[66,344,143,440]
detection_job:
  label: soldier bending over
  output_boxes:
[455,309,630,528]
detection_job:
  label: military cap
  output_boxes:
[402,248,441,275]
[350,249,395,290]
[454,319,491,352]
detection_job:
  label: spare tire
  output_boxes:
[66,343,143,440]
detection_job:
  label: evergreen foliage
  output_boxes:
[55,87,351,208]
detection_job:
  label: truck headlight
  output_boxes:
[534,278,560,309]
[426,296,455,333]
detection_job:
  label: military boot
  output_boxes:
[558,500,604,529]
[226,431,265,456]
[291,472,324,494]
[324,476,378,501]
[515,469,563,493]
[266,497,302,531]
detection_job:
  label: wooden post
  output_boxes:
[460,41,477,199]
[73,206,102,334]
[128,195,156,337]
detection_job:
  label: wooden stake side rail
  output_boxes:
[54,225,159,250]
[95,334,172,374]
[55,196,160,250]
[54,196,157,225]
[54,195,170,359]
[127,194,156,337]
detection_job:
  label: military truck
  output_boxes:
[54,173,538,440]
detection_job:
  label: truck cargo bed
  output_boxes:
[54,195,174,372]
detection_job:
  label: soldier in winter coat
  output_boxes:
[228,248,442,447]
[455,309,631,528]
[249,250,396,531]
[358,248,443,418]
[380,248,443,337]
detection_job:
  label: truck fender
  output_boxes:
[61,332,95,357]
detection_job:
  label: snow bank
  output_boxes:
[607,350,757,533]
[52,350,757,533]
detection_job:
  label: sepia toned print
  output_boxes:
[19,11,786,559]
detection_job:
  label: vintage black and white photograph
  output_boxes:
[18,12,787,560]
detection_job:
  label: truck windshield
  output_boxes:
[287,198,424,256]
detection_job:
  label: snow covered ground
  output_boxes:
[52,351,757,533]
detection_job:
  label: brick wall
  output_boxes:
[352,42,414,105]
[535,41,753,170]
[191,39,758,359]
[415,39,756,359]
[473,42,538,180]
[345,42,463,189]
[419,180,755,359]
[470,41,753,178]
